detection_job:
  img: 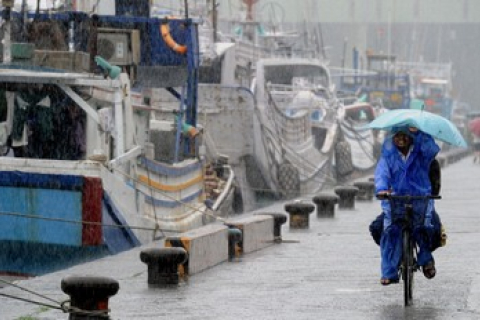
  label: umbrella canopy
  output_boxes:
[368,109,467,147]
[468,117,480,136]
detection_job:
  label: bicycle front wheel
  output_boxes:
[402,229,414,306]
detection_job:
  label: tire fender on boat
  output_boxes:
[160,17,187,55]
[335,141,354,177]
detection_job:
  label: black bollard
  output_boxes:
[140,247,188,286]
[334,186,359,209]
[255,212,288,243]
[284,202,315,229]
[312,193,339,217]
[353,181,375,201]
[61,276,119,320]
[227,227,243,260]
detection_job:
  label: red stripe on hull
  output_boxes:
[82,177,103,245]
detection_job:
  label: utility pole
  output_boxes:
[212,0,218,42]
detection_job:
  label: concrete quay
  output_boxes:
[1,155,480,319]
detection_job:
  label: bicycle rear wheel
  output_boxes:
[402,229,414,306]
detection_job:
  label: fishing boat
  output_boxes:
[221,1,383,183]
[251,57,340,199]
[155,57,340,205]
[0,1,234,280]
[336,51,411,110]
[395,60,454,119]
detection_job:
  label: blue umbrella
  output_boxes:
[368,109,467,147]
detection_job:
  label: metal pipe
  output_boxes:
[212,0,218,43]
[2,2,12,64]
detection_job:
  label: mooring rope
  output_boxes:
[0,278,109,318]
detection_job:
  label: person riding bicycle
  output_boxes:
[372,126,442,285]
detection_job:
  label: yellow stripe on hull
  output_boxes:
[138,174,204,192]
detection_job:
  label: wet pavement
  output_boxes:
[1,156,480,319]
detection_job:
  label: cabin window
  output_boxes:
[264,65,329,89]
[9,85,86,160]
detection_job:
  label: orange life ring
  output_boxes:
[160,18,187,55]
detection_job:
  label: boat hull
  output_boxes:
[0,167,141,277]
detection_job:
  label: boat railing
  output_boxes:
[395,61,452,80]
[210,165,235,212]
[234,39,271,68]
[234,39,318,69]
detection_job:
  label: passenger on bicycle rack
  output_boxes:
[369,126,444,286]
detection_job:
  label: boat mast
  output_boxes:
[2,0,14,64]
[206,0,218,43]
[240,0,259,42]
[212,0,218,42]
[243,0,258,21]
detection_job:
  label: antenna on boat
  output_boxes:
[212,0,218,42]
[184,0,189,19]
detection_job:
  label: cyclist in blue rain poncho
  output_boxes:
[373,126,442,285]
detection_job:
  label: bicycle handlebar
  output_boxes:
[375,194,442,201]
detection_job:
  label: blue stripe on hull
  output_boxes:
[0,172,142,276]
[139,157,202,176]
[0,171,83,190]
[144,189,203,208]
[102,193,141,254]
[0,241,109,276]
[0,187,83,246]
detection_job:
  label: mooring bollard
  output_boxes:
[312,193,339,217]
[284,202,315,229]
[227,227,243,260]
[353,181,375,201]
[140,247,188,286]
[61,276,119,320]
[255,212,288,243]
[334,186,359,209]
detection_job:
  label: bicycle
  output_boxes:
[376,193,441,306]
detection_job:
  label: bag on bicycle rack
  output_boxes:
[369,210,445,250]
[369,213,384,245]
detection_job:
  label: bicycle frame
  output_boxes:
[400,202,417,306]
[376,193,441,306]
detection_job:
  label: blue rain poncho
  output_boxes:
[374,128,440,229]
[375,128,441,279]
